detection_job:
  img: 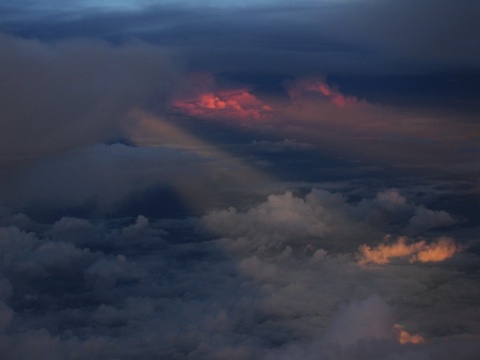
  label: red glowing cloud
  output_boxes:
[288,78,359,107]
[173,88,272,120]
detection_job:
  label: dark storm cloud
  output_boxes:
[2,1,478,73]
[0,33,182,199]
[0,34,178,165]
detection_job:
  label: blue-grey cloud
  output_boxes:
[0,189,477,359]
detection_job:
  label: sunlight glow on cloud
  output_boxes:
[358,236,460,266]
[288,78,359,107]
[173,89,272,120]
[394,324,425,344]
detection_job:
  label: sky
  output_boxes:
[0,1,479,358]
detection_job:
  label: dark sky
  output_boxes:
[0,1,479,359]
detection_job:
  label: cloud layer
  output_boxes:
[0,1,478,358]
[0,186,477,359]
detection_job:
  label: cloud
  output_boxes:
[287,77,360,108]
[0,186,477,358]
[204,189,378,254]
[407,206,456,233]
[168,73,479,174]
[174,89,272,120]
[250,139,314,153]
[322,295,396,346]
[172,73,273,120]
[0,2,478,358]
[357,236,461,266]
[0,34,178,172]
[202,189,479,359]
[394,324,425,345]
[9,1,478,73]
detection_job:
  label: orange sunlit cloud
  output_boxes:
[357,236,461,266]
[394,324,425,344]
[412,237,459,263]
[173,88,272,120]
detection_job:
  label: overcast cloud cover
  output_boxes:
[0,1,479,359]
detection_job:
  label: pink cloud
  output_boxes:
[170,73,479,170]
[172,74,272,119]
[287,78,359,107]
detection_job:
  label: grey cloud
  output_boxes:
[315,0,480,68]
[205,188,458,256]
[322,295,396,347]
[3,141,263,219]
[407,206,456,232]
[250,139,314,153]
[0,186,477,358]
[0,2,478,358]
[85,255,147,294]
[4,1,478,76]
[0,34,178,173]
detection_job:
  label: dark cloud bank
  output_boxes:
[0,1,479,359]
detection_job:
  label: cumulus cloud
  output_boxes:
[407,206,457,233]
[203,189,479,357]
[204,189,378,254]
[0,187,477,358]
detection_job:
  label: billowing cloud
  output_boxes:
[0,186,477,359]
[203,189,479,359]
[407,206,456,233]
